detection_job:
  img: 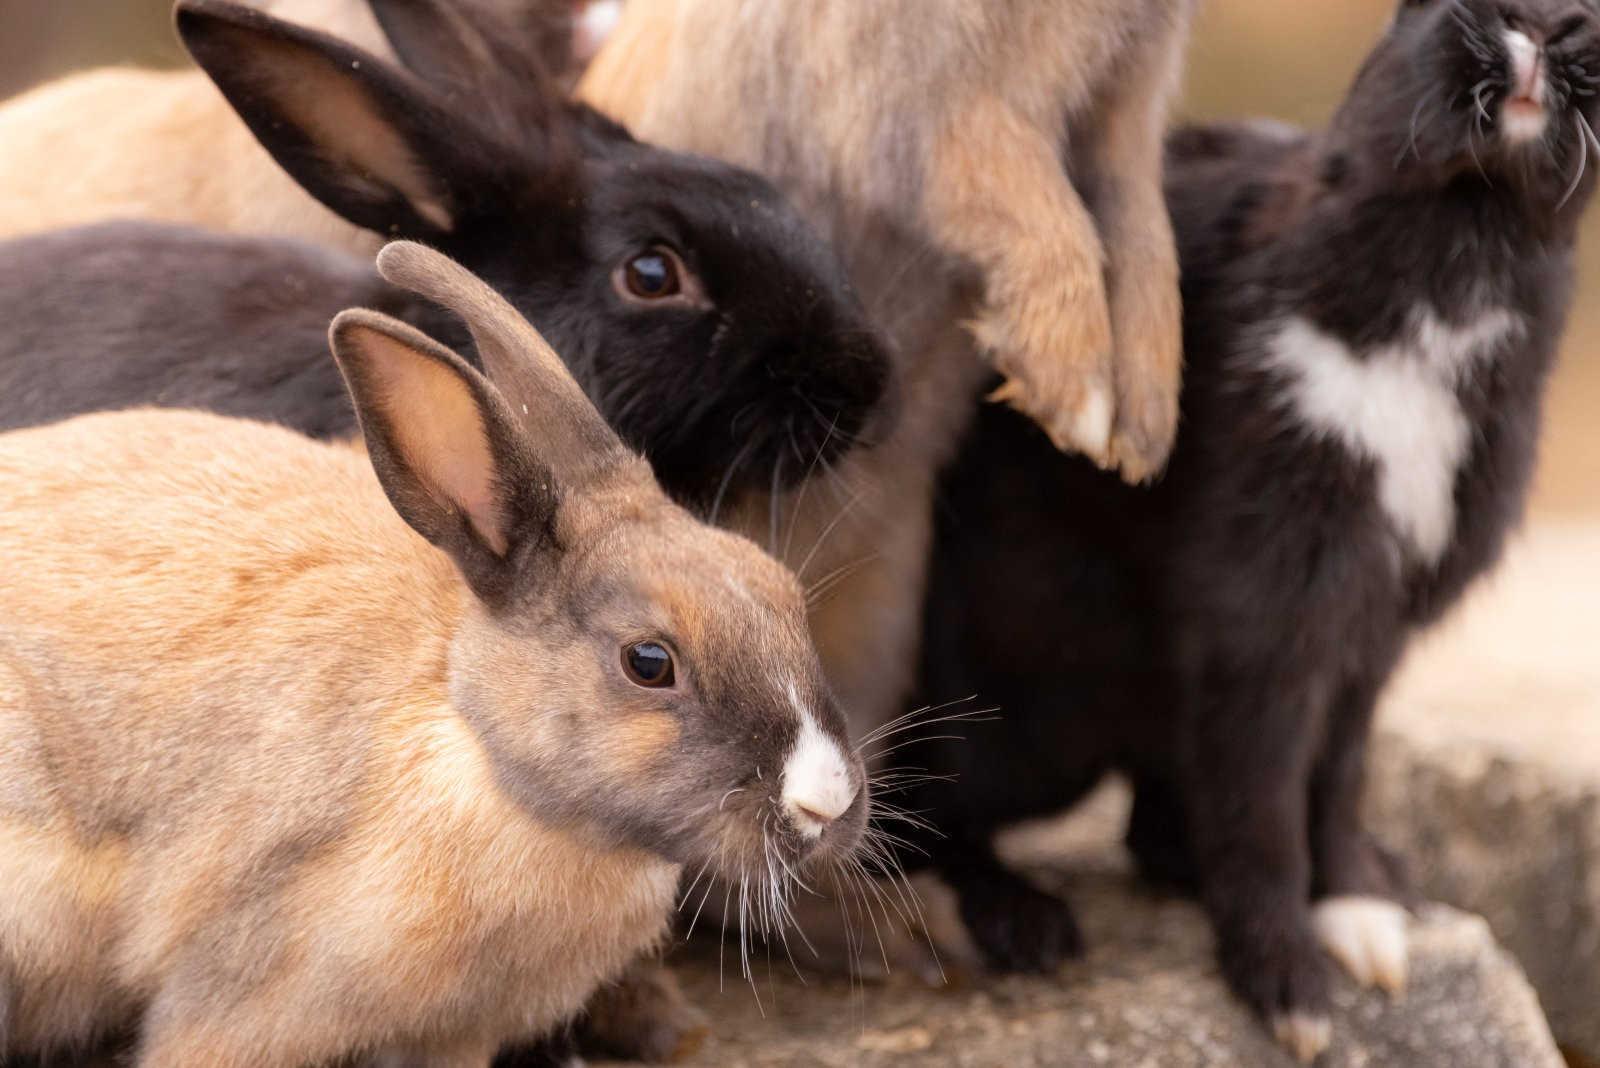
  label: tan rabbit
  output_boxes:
[575,0,1194,752]
[0,0,577,247]
[0,242,866,1067]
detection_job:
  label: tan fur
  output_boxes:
[0,1,586,248]
[252,0,394,52]
[579,0,1195,733]
[0,66,374,249]
[0,245,855,1065]
[0,413,671,1062]
[0,0,398,246]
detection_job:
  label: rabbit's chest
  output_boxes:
[1257,304,1523,569]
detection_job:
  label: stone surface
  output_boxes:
[614,881,1560,1068]
[1365,736,1600,1063]
[1369,519,1600,1058]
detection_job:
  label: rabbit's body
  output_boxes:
[0,223,420,437]
[904,0,1599,1058]
[578,0,1192,735]
[0,411,675,1061]
[0,243,868,1066]
[0,66,370,250]
[0,0,568,246]
[0,1,891,512]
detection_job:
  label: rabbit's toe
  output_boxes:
[1312,895,1409,994]
[576,961,708,1063]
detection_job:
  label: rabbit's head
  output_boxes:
[176,0,893,511]
[333,243,869,908]
[1334,0,1600,211]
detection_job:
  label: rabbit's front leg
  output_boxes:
[574,957,708,1063]
[1309,666,1414,996]
[924,93,1115,469]
[1182,660,1332,1063]
[1081,8,1190,483]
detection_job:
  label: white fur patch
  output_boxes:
[1313,895,1410,993]
[1067,382,1114,456]
[1273,1010,1332,1064]
[1263,307,1523,566]
[780,681,855,837]
[1502,29,1549,144]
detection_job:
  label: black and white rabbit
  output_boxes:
[0,0,890,510]
[905,0,1600,1058]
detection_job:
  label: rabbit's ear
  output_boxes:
[176,0,477,240]
[374,242,633,487]
[329,308,558,601]
[367,0,563,99]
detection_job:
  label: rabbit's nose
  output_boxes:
[780,719,857,838]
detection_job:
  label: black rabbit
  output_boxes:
[903,0,1600,1059]
[0,0,890,511]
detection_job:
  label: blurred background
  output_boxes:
[0,0,1595,1058]
[1,0,1593,514]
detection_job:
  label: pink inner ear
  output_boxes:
[363,330,509,556]
[252,36,454,232]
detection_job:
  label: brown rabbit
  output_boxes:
[581,0,1192,480]
[576,0,1194,748]
[0,242,866,1066]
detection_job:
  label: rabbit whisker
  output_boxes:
[1558,110,1590,210]
[794,489,866,583]
[709,434,757,528]
[782,414,841,565]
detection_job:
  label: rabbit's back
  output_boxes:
[0,222,408,437]
[0,409,677,1056]
[0,67,371,249]
[0,410,451,832]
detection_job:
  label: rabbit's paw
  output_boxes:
[577,960,708,1064]
[975,275,1116,468]
[954,864,1083,975]
[1106,255,1182,484]
[1218,912,1332,1063]
[1312,896,1409,994]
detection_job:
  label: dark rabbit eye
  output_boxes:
[622,641,675,687]
[620,248,682,299]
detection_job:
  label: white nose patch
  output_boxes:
[780,687,856,838]
[1501,28,1549,144]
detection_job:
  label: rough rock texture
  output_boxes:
[1366,736,1600,1062]
[1368,518,1600,1059]
[617,882,1560,1068]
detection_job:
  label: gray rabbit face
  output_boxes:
[448,479,868,890]
[1350,0,1600,195]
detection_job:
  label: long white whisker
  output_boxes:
[709,435,757,528]
[1558,110,1590,210]
[782,414,839,566]
[794,490,865,582]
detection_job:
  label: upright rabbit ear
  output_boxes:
[176,0,476,240]
[329,308,553,600]
[374,241,632,487]
[366,0,562,100]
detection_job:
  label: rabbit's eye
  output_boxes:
[620,249,682,300]
[623,641,676,687]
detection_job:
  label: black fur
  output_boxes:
[0,224,425,438]
[903,0,1600,1033]
[0,0,890,511]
